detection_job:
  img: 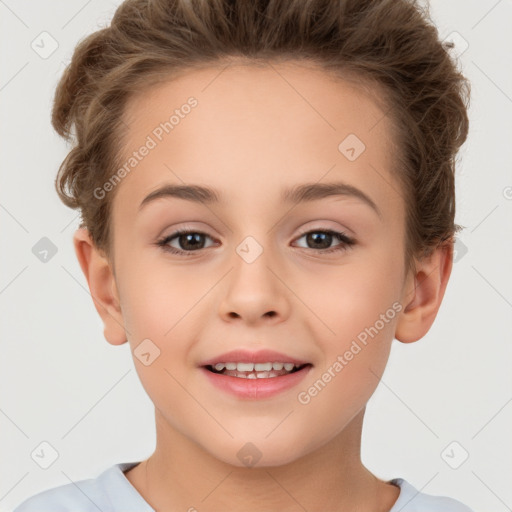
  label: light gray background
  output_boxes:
[1,1,511,511]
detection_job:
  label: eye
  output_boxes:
[156,229,216,256]
[293,229,355,254]
[155,228,355,256]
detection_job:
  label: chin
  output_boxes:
[203,433,312,469]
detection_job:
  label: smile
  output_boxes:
[206,362,309,379]
[199,348,313,399]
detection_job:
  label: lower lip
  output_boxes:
[200,365,312,399]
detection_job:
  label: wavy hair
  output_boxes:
[52,0,470,274]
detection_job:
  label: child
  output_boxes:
[13,0,474,510]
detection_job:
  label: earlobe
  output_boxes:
[395,242,453,343]
[72,227,127,346]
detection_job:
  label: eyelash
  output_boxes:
[155,228,355,256]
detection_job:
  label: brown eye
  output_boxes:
[174,232,207,251]
[294,229,355,253]
[156,230,215,255]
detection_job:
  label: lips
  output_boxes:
[199,348,310,367]
[199,349,313,398]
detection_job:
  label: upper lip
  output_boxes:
[199,349,311,367]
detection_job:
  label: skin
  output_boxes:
[73,60,453,512]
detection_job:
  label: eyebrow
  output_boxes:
[138,181,381,217]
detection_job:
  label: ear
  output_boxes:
[395,241,453,343]
[72,227,127,346]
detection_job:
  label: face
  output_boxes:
[101,61,412,467]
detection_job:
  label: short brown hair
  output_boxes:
[52,0,470,275]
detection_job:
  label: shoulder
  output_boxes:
[12,462,149,512]
[389,478,475,512]
[12,477,105,512]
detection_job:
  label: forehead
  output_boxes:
[114,60,402,221]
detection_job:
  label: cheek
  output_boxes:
[119,259,214,398]
[120,267,201,412]
[295,278,400,445]
[297,246,403,406]
[119,256,208,338]
[303,251,403,336]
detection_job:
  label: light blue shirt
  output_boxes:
[12,461,475,512]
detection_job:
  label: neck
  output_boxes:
[126,408,400,512]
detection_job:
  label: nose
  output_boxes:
[218,243,291,326]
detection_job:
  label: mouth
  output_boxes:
[199,349,313,399]
[204,361,311,379]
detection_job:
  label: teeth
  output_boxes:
[255,371,276,379]
[212,361,300,371]
[208,361,307,379]
[224,370,287,379]
[254,362,272,371]
[237,362,254,371]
